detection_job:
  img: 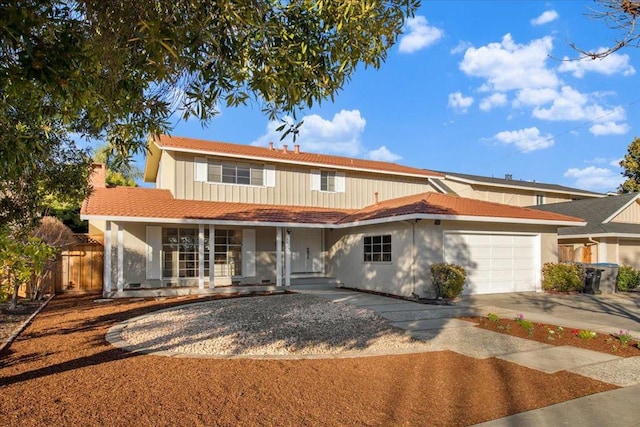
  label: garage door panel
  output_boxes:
[444,232,538,295]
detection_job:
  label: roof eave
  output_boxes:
[444,174,604,197]
[158,145,441,180]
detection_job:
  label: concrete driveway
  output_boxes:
[459,291,640,337]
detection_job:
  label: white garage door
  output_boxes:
[443,232,539,295]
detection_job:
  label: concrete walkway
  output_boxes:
[295,287,640,426]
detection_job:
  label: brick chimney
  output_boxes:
[282,144,288,154]
[268,141,274,150]
[90,163,106,188]
[294,144,300,154]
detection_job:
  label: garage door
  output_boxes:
[443,232,538,295]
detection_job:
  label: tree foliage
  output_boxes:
[1,0,418,231]
[619,137,640,193]
[571,0,640,59]
[2,0,418,168]
[93,144,142,187]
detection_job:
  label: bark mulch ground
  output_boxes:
[461,316,640,358]
[0,294,617,427]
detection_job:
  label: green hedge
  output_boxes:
[430,263,467,299]
[541,262,584,292]
[617,265,640,292]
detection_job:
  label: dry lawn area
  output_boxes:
[0,294,616,426]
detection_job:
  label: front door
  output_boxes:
[290,229,323,274]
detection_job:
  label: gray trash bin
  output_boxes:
[590,263,619,294]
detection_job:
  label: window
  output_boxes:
[364,235,391,262]
[214,229,242,276]
[536,194,545,205]
[321,171,335,192]
[162,228,205,279]
[208,161,263,186]
[162,228,242,279]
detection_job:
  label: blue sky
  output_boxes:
[156,1,639,192]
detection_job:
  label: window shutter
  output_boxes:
[335,172,345,193]
[194,157,207,182]
[242,229,256,277]
[310,169,320,191]
[146,226,162,280]
[264,165,276,187]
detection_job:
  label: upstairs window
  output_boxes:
[536,194,545,205]
[207,161,264,186]
[321,171,335,192]
[364,235,392,263]
[311,169,345,193]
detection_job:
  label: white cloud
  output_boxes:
[559,51,636,78]
[589,121,630,136]
[448,92,474,113]
[450,40,472,55]
[532,86,626,123]
[398,16,444,54]
[493,127,554,152]
[513,88,558,107]
[479,93,507,111]
[368,146,402,162]
[564,166,623,191]
[610,158,623,167]
[459,34,558,92]
[251,110,366,156]
[531,10,559,26]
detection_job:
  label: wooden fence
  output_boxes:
[52,234,104,293]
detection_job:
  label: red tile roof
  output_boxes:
[81,187,350,224]
[82,187,584,225]
[153,135,443,178]
[340,192,584,223]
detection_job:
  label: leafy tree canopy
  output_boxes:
[1,0,418,231]
[2,0,418,171]
[619,137,640,193]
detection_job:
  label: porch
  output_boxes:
[101,221,330,298]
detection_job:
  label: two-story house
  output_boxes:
[81,135,584,298]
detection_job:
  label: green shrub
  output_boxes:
[617,265,640,292]
[541,262,584,292]
[430,263,467,299]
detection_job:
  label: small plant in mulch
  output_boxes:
[575,329,597,341]
[614,330,633,347]
[487,313,500,323]
[514,313,535,336]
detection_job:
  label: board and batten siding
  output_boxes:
[172,154,434,209]
[610,201,640,223]
[441,180,574,207]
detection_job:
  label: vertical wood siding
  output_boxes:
[172,154,434,209]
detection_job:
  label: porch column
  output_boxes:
[285,229,291,287]
[276,227,283,287]
[198,224,205,289]
[103,221,112,297]
[209,224,215,288]
[116,226,124,292]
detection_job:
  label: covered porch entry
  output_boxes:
[101,221,327,297]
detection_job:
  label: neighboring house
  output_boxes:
[532,193,640,268]
[432,171,604,207]
[81,135,584,298]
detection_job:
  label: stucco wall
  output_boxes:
[618,239,640,268]
[327,220,559,297]
[326,221,430,297]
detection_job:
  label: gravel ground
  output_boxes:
[120,293,433,356]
